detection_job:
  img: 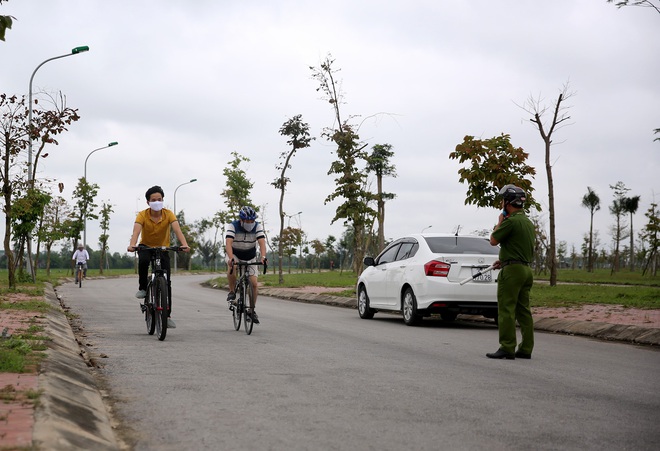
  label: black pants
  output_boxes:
[138,249,172,311]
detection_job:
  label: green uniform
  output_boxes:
[491,211,535,355]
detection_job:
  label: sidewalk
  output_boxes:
[1,283,658,450]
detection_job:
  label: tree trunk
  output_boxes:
[588,212,594,272]
[629,213,634,271]
[545,138,557,286]
[377,175,385,251]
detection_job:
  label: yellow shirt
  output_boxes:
[135,208,178,247]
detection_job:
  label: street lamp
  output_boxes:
[83,141,118,247]
[26,45,90,281]
[28,46,90,184]
[421,225,433,233]
[173,178,197,272]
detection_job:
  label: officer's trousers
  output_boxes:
[497,264,534,354]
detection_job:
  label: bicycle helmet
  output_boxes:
[239,206,257,220]
[499,184,526,208]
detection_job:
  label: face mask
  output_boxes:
[149,201,164,212]
[242,221,255,232]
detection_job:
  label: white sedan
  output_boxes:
[357,233,500,326]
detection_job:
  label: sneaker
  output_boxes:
[135,290,147,299]
[251,311,260,324]
[139,303,147,313]
[227,291,236,301]
[167,318,177,328]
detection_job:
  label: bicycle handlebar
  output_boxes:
[131,245,186,253]
[229,259,268,275]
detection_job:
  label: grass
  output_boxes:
[536,268,659,286]
[253,268,660,310]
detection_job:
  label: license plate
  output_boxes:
[471,267,492,282]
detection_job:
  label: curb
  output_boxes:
[259,287,660,346]
[34,284,120,451]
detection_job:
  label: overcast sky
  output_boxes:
[2,0,658,259]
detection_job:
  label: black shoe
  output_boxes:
[139,303,147,313]
[486,349,515,360]
[515,351,532,359]
[227,291,236,301]
[251,311,260,324]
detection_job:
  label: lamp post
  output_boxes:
[421,225,433,233]
[83,141,118,247]
[173,178,197,272]
[286,211,303,228]
[26,45,90,281]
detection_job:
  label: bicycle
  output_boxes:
[75,262,84,288]
[136,245,184,341]
[229,260,267,335]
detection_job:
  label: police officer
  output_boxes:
[487,185,535,360]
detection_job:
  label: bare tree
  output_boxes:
[519,82,575,286]
[606,0,660,14]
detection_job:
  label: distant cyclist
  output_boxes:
[225,206,267,324]
[71,243,89,283]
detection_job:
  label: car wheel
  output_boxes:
[402,287,422,326]
[440,312,458,322]
[357,286,375,319]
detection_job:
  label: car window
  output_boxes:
[377,244,401,264]
[423,237,499,255]
[395,242,416,261]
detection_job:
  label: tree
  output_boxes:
[218,151,255,257]
[449,134,541,211]
[0,92,79,285]
[11,188,51,279]
[609,181,630,274]
[273,114,313,284]
[98,202,113,274]
[310,239,325,273]
[606,0,660,14]
[519,82,575,287]
[0,0,13,42]
[71,177,99,249]
[310,54,376,274]
[641,202,659,276]
[622,195,641,271]
[365,143,397,252]
[37,196,69,275]
[581,186,601,272]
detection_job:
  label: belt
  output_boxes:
[501,260,529,268]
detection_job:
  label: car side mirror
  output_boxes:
[363,256,375,267]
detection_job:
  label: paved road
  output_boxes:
[57,275,660,451]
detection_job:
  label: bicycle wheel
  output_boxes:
[155,276,169,341]
[243,279,254,335]
[232,284,242,331]
[78,267,82,288]
[145,283,156,335]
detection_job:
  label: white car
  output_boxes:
[356,233,500,326]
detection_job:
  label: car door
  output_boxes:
[366,242,401,307]
[384,240,417,307]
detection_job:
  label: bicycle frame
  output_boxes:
[76,262,84,288]
[230,260,267,335]
[137,246,183,341]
